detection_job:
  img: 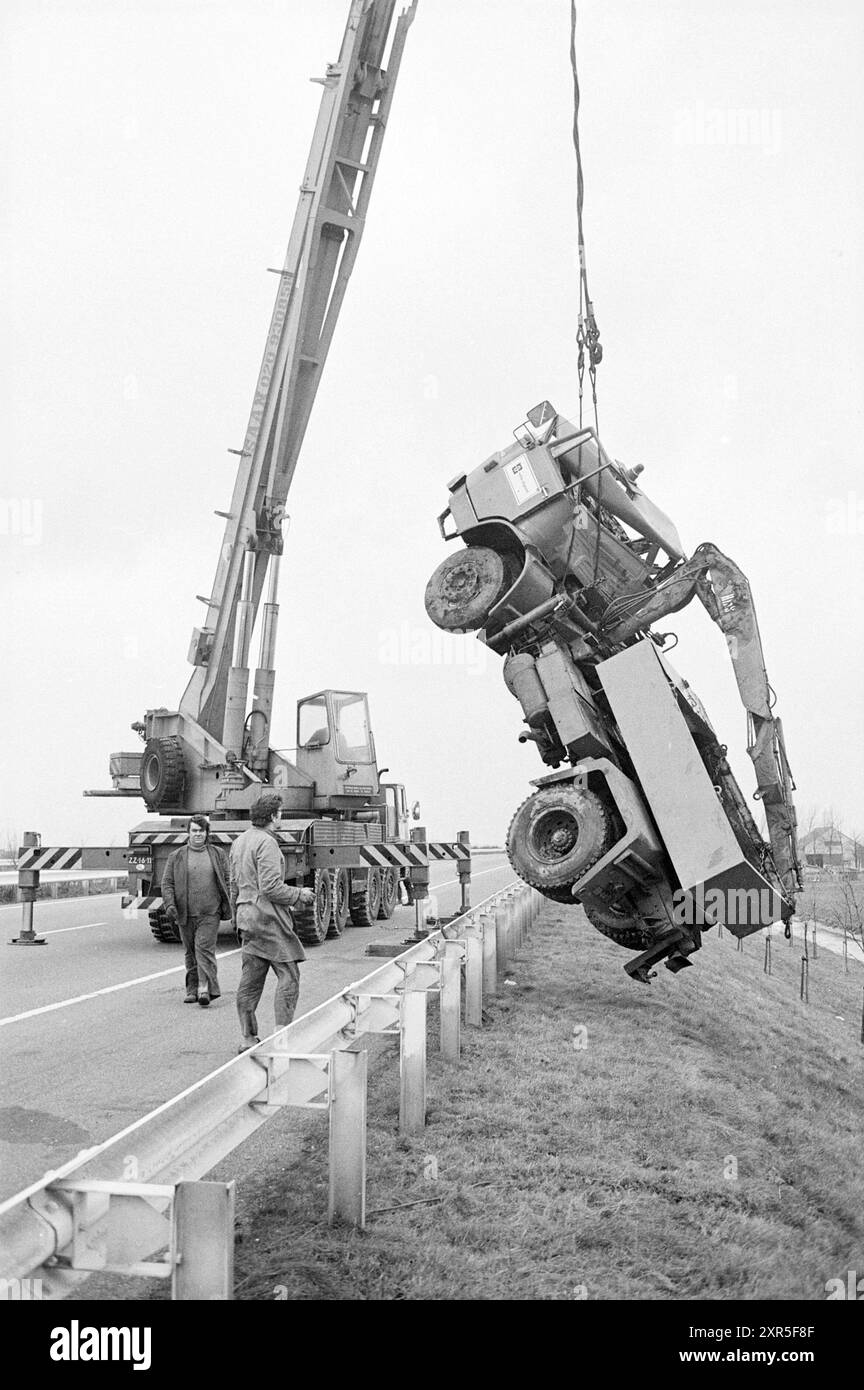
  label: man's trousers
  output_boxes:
[235,951,300,1043]
[179,913,221,998]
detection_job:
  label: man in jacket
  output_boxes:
[161,814,231,1007]
[230,792,314,1052]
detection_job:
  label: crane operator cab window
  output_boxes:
[298,695,330,749]
[332,692,374,763]
[297,692,375,763]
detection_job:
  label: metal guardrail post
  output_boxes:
[480,911,497,997]
[328,1050,367,1228]
[172,1181,235,1300]
[9,832,45,946]
[399,988,427,1136]
[494,902,509,975]
[464,922,483,1028]
[513,890,525,948]
[439,941,462,1062]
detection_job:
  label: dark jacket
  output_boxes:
[162,844,231,927]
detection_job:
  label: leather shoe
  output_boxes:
[197,991,210,1008]
[183,993,197,1004]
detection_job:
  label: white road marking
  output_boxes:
[0,863,511,1027]
[40,921,108,937]
[0,949,242,1028]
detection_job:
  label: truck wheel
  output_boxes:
[349,867,381,928]
[292,870,332,946]
[140,737,186,810]
[377,868,398,920]
[580,893,655,951]
[540,883,578,905]
[425,546,507,631]
[328,868,351,939]
[506,784,611,890]
[149,906,181,943]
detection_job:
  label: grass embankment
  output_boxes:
[229,908,863,1301]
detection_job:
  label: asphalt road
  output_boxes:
[0,854,514,1202]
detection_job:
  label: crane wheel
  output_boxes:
[580,893,656,952]
[140,736,186,810]
[506,783,612,891]
[349,867,382,928]
[292,870,332,946]
[377,868,398,920]
[424,546,507,631]
[149,906,181,943]
[328,868,351,939]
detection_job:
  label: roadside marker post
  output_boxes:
[9,834,45,946]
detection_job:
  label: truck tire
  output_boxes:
[349,867,381,928]
[140,736,186,810]
[149,906,181,943]
[377,868,398,920]
[540,883,578,905]
[328,868,351,939]
[506,784,612,891]
[425,546,507,631]
[292,870,332,946]
[580,893,655,952]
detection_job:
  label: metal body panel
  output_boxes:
[597,640,775,923]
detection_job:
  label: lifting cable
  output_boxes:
[569,2,604,584]
[569,0,602,433]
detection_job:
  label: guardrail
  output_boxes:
[0,875,128,908]
[0,880,545,1300]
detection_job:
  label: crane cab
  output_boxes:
[295,690,381,811]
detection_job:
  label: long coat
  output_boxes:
[161,844,231,927]
[229,824,306,963]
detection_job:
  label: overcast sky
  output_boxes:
[2,0,862,852]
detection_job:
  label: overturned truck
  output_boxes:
[425,402,801,981]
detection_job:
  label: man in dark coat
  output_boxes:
[161,814,231,1007]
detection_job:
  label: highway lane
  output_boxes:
[0,855,514,1201]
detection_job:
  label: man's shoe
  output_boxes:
[197,991,210,1008]
[237,1037,260,1054]
[183,993,197,1004]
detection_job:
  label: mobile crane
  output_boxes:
[425,403,802,981]
[82,1,475,944]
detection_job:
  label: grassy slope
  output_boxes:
[229,905,863,1302]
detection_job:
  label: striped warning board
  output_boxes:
[428,842,471,861]
[360,843,428,869]
[129,830,304,848]
[17,847,84,871]
[131,895,163,911]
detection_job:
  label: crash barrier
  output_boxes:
[0,881,545,1300]
[0,876,127,908]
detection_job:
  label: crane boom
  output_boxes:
[181,0,416,753]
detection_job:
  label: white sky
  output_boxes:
[1,0,862,850]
